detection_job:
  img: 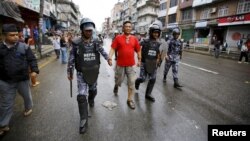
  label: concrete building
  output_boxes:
[158,0,168,36]
[165,0,181,34]
[192,0,250,48]
[57,0,80,31]
[179,0,195,42]
[136,0,160,34]
[111,2,123,33]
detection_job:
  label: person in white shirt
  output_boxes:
[22,25,31,44]
[238,42,249,64]
[52,35,61,59]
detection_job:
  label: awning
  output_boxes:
[195,21,208,28]
[0,1,24,23]
[167,23,178,29]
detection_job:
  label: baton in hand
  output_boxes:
[69,66,73,98]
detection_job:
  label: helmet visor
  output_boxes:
[83,23,94,30]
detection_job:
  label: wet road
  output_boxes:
[1,39,250,141]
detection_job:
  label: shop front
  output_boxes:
[218,13,250,48]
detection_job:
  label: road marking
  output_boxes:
[180,62,219,75]
[39,57,56,69]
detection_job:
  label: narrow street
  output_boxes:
[1,39,249,141]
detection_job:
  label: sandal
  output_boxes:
[127,100,135,109]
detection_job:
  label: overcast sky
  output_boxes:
[72,0,122,31]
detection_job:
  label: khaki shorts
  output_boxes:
[115,66,136,89]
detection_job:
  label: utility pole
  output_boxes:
[38,0,44,59]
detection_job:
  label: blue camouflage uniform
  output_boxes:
[164,38,182,80]
[67,37,109,97]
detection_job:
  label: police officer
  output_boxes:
[67,18,111,134]
[135,24,162,102]
[163,28,183,88]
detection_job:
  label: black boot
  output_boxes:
[145,79,155,102]
[163,75,166,83]
[77,95,88,134]
[174,78,183,88]
[88,90,97,107]
[135,78,142,90]
[113,85,118,95]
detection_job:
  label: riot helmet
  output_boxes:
[80,18,95,31]
[149,24,161,39]
[172,28,180,35]
[172,28,180,39]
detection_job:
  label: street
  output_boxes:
[1,39,250,141]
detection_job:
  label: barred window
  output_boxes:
[218,6,228,17]
[170,0,178,8]
[182,9,192,21]
[200,9,210,19]
[237,0,250,14]
[168,14,177,23]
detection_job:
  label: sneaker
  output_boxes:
[32,81,40,87]
[24,109,32,117]
[244,62,249,64]
[238,61,242,64]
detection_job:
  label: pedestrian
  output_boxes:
[98,34,103,46]
[52,35,61,59]
[135,23,162,102]
[214,40,221,58]
[108,21,141,109]
[67,18,111,134]
[237,38,243,51]
[0,24,39,136]
[22,25,31,44]
[163,28,183,89]
[238,41,249,64]
[60,35,68,64]
[113,30,119,60]
[33,26,39,51]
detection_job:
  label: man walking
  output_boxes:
[67,18,111,134]
[0,24,39,136]
[163,28,183,89]
[135,23,162,102]
[108,21,141,109]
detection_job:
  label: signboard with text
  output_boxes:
[218,13,250,26]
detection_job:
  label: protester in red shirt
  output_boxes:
[108,21,141,109]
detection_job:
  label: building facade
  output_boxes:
[136,0,160,34]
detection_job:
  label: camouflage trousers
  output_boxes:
[164,60,179,80]
[77,72,97,96]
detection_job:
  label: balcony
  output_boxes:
[138,10,158,18]
[137,0,147,9]
[192,0,212,7]
[158,9,167,17]
[179,0,193,9]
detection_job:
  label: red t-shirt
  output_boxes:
[111,34,141,66]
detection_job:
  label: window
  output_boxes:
[158,17,166,26]
[200,9,210,19]
[237,0,250,14]
[182,9,192,21]
[218,6,228,17]
[168,14,176,23]
[170,0,178,8]
[160,2,167,10]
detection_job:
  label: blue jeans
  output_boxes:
[61,47,68,64]
[0,80,33,127]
